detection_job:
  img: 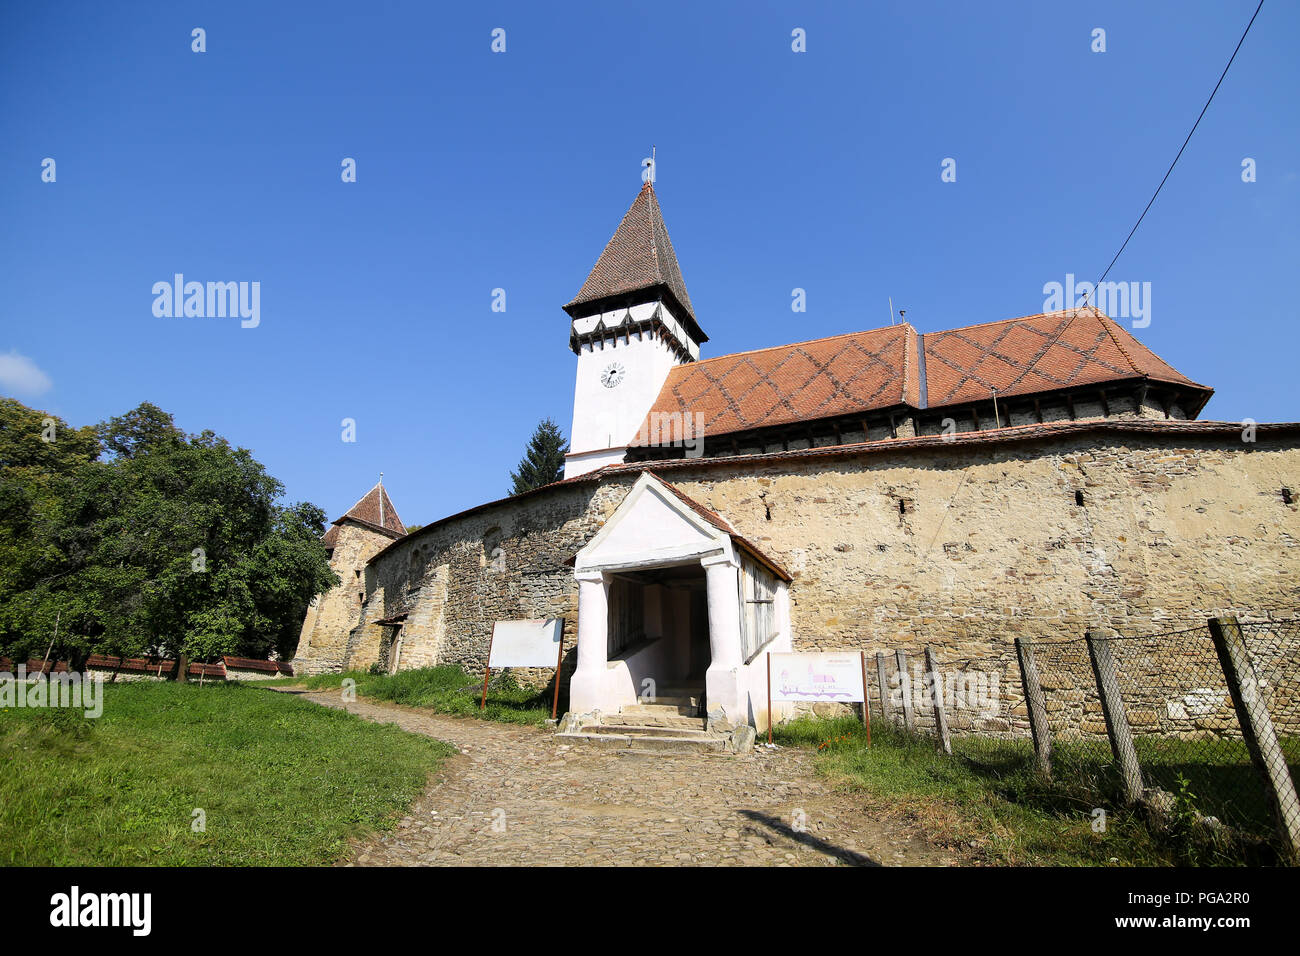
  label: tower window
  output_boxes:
[1075,490,1085,507]
[1283,487,1294,505]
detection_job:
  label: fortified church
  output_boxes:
[294,181,1299,737]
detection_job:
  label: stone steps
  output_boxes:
[556,695,752,753]
[559,730,727,754]
[580,723,710,739]
[620,701,700,718]
[594,713,707,731]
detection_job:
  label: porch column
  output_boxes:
[569,570,609,714]
[702,553,745,722]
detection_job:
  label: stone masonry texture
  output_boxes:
[292,428,1300,726]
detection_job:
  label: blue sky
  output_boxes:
[2,1,1295,528]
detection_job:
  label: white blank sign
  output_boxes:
[488,619,563,668]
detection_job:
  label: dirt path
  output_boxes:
[280,688,966,866]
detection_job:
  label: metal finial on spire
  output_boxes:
[378,473,385,527]
[641,145,656,184]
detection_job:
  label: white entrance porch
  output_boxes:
[567,473,793,729]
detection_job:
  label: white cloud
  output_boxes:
[0,350,53,398]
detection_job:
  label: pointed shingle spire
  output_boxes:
[327,481,406,542]
[564,182,705,342]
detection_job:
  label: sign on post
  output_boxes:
[481,619,565,717]
[488,619,563,667]
[767,651,872,745]
[769,652,867,702]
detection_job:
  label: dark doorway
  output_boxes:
[606,563,708,691]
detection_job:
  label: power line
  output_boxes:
[1094,0,1264,288]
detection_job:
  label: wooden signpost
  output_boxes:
[481,619,566,718]
[766,650,873,748]
[860,650,872,747]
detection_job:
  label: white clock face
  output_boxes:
[601,362,625,388]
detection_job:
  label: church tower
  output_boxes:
[291,480,406,675]
[563,182,708,477]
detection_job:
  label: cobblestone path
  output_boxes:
[282,689,966,867]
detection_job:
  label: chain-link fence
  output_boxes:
[1019,623,1300,860]
[1023,636,1121,793]
[869,648,1035,769]
[1109,626,1278,850]
[869,616,1300,863]
[1237,619,1300,853]
[1240,620,1300,765]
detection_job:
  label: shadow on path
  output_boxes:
[739,809,881,866]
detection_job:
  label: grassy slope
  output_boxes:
[279,665,554,726]
[773,716,1276,866]
[0,681,454,866]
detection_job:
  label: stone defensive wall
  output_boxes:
[344,420,1300,715]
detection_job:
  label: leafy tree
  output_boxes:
[0,398,339,667]
[95,402,183,461]
[508,418,569,495]
[0,399,101,662]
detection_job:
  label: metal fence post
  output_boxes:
[1015,637,1052,777]
[895,649,915,734]
[1208,615,1300,861]
[925,648,952,755]
[1085,630,1144,804]
[875,652,893,724]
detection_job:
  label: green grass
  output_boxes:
[0,680,454,866]
[772,716,1284,866]
[284,665,554,726]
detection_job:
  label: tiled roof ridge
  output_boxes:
[334,482,406,535]
[646,185,663,288]
[1043,306,1127,385]
[1092,308,1144,378]
[689,322,916,368]
[902,323,914,406]
[919,306,1104,338]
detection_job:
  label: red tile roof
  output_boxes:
[565,182,704,340]
[633,324,917,444]
[86,654,176,675]
[922,308,1206,407]
[329,482,406,540]
[631,308,1209,444]
[1,659,71,673]
[222,656,291,674]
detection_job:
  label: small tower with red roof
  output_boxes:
[291,479,406,675]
